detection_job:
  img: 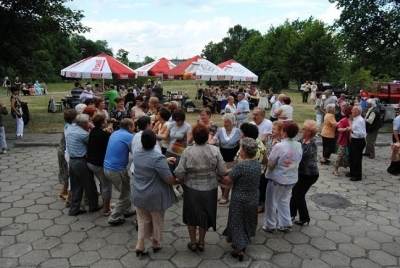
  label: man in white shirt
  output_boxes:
[251,107,272,143]
[270,94,285,122]
[235,92,250,127]
[347,106,366,181]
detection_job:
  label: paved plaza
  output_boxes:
[0,145,399,268]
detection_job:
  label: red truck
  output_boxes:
[367,82,400,103]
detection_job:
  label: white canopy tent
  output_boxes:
[185,58,231,81]
[218,59,258,82]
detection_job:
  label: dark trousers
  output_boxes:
[290,174,318,222]
[302,91,309,103]
[258,174,268,207]
[69,158,98,215]
[322,137,336,159]
[349,138,366,179]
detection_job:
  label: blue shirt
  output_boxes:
[65,124,89,158]
[393,115,400,132]
[236,99,250,122]
[104,129,134,171]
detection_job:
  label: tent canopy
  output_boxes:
[135,57,176,78]
[218,59,258,82]
[169,55,230,81]
[61,53,135,79]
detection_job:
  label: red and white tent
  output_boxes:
[169,55,230,81]
[60,53,135,79]
[218,59,258,82]
[135,57,176,78]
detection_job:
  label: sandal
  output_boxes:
[187,242,197,252]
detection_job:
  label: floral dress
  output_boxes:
[223,159,261,251]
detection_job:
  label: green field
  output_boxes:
[0,81,314,134]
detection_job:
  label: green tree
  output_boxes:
[116,49,129,65]
[344,67,374,94]
[330,0,400,77]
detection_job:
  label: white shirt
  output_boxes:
[224,103,236,114]
[130,130,161,173]
[351,115,367,139]
[252,119,272,141]
[279,105,293,120]
[270,100,281,118]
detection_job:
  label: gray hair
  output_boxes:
[240,137,258,159]
[326,103,336,114]
[222,113,236,125]
[75,114,89,126]
[367,98,377,107]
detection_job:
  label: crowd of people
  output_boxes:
[2,76,47,96]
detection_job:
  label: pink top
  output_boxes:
[337,117,350,146]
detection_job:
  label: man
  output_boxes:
[104,85,119,111]
[79,84,94,103]
[302,81,310,103]
[393,112,400,143]
[323,90,338,110]
[347,106,367,181]
[70,82,83,109]
[270,94,285,122]
[104,118,135,225]
[65,114,99,216]
[251,107,272,143]
[364,98,381,159]
[235,92,250,127]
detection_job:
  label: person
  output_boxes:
[309,82,317,103]
[104,85,119,111]
[131,130,177,257]
[347,106,366,181]
[94,98,109,120]
[79,85,94,103]
[302,81,310,103]
[224,96,236,114]
[198,108,218,143]
[388,112,400,175]
[315,92,325,131]
[213,113,241,204]
[10,86,24,139]
[364,98,381,159]
[222,138,261,262]
[263,121,302,233]
[290,120,319,226]
[132,96,146,120]
[86,113,112,216]
[165,109,192,162]
[65,114,100,216]
[320,104,337,164]
[147,96,160,118]
[34,80,43,95]
[175,124,226,252]
[0,102,8,154]
[333,106,352,176]
[110,97,128,130]
[270,94,285,122]
[277,96,293,121]
[124,88,136,110]
[153,108,171,155]
[323,91,338,110]
[251,107,272,143]
[104,118,135,225]
[152,81,163,101]
[235,92,250,127]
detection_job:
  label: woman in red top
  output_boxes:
[333,106,352,176]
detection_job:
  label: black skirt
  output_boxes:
[182,185,217,231]
[220,146,240,163]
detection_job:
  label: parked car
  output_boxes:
[317,82,348,96]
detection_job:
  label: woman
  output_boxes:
[290,120,319,226]
[214,113,241,204]
[94,98,109,120]
[110,97,128,130]
[175,124,226,252]
[222,138,261,262]
[320,104,337,164]
[132,96,146,120]
[86,113,112,216]
[315,93,324,131]
[166,109,192,162]
[224,96,236,114]
[132,130,177,257]
[263,121,302,233]
[147,96,160,124]
[10,86,24,138]
[277,96,293,121]
[153,108,171,155]
[198,108,218,143]
[333,106,352,176]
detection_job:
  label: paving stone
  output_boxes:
[368,250,398,266]
[19,249,49,266]
[354,237,381,250]
[198,260,230,268]
[15,213,38,224]
[69,251,100,266]
[325,231,351,243]
[351,258,381,268]
[44,224,70,236]
[338,243,366,258]
[26,204,48,213]
[367,230,393,243]
[50,243,80,257]
[28,219,53,230]
[1,207,25,217]
[149,245,177,260]
[310,237,336,250]
[382,242,400,257]
[98,244,128,259]
[299,225,325,238]
[265,238,292,252]
[283,232,310,244]
[79,238,107,251]
[61,231,87,243]
[292,244,320,259]
[171,251,202,267]
[91,259,123,268]
[120,252,149,267]
[222,252,252,267]
[2,243,32,257]
[12,199,35,208]
[0,257,19,268]
[70,220,95,231]
[0,217,13,228]
[321,251,350,266]
[40,258,70,268]
[301,259,330,268]
[1,223,26,235]
[32,236,60,250]
[0,235,15,249]
[105,232,132,245]
[16,230,43,243]
[249,261,278,268]
[54,214,78,225]
[271,252,302,268]
[146,260,175,268]
[39,209,62,219]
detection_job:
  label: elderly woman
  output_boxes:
[214,113,241,204]
[263,121,302,233]
[175,124,226,252]
[198,108,218,143]
[166,109,192,160]
[94,98,109,120]
[132,130,177,257]
[320,104,337,164]
[222,138,261,262]
[290,120,319,226]
[224,96,236,114]
[333,106,352,176]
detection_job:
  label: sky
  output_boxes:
[67,0,341,61]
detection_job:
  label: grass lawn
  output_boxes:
[0,80,314,134]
